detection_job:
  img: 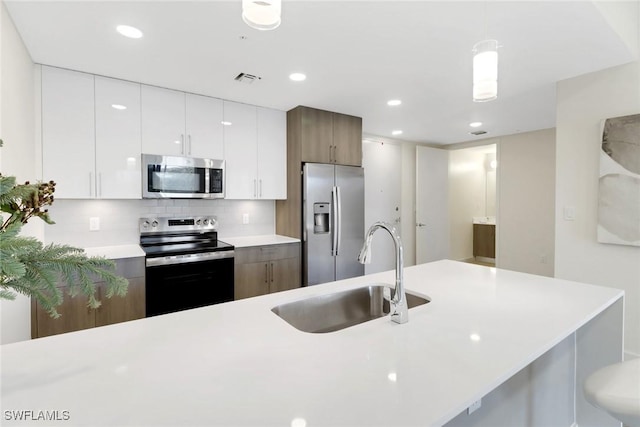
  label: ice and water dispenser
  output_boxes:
[313,203,330,234]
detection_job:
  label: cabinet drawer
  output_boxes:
[235,243,300,264]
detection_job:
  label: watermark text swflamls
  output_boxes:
[4,410,70,422]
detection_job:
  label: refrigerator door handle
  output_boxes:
[332,186,338,256]
[335,186,342,255]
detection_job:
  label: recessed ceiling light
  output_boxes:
[111,104,127,110]
[289,73,306,82]
[116,25,143,39]
[469,121,483,127]
[387,100,402,106]
[392,130,403,136]
[221,121,232,126]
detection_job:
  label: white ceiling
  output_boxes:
[5,1,638,145]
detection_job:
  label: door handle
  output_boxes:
[331,186,338,256]
[335,186,342,255]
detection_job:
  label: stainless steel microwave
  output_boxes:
[142,154,225,199]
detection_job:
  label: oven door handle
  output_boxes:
[146,250,235,267]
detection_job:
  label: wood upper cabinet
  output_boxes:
[32,257,145,339]
[42,66,96,199]
[333,112,362,166]
[141,85,224,158]
[300,107,333,163]
[294,106,362,166]
[234,243,300,300]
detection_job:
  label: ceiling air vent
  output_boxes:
[470,130,487,136]
[234,73,261,84]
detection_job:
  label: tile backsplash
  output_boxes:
[44,199,275,248]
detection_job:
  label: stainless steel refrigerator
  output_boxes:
[303,163,364,286]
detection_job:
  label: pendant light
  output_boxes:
[242,0,281,31]
[472,39,499,102]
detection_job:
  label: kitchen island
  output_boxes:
[1,260,623,426]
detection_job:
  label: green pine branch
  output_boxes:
[0,139,129,319]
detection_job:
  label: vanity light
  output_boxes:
[242,0,281,31]
[472,39,499,102]
[387,99,402,106]
[392,130,403,136]
[116,25,143,39]
[111,104,127,110]
[469,122,482,128]
[289,73,307,82]
[221,121,232,126]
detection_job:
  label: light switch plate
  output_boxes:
[89,217,100,231]
[563,206,576,221]
[242,213,249,225]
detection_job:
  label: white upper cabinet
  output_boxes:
[257,107,286,199]
[141,85,186,156]
[141,86,223,159]
[223,101,287,200]
[223,101,258,199]
[95,76,142,199]
[42,66,96,199]
[185,94,224,159]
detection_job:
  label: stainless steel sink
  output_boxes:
[271,284,430,333]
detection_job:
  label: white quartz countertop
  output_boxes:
[221,234,300,247]
[82,244,145,259]
[0,261,622,426]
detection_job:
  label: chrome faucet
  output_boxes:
[358,221,408,324]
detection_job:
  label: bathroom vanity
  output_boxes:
[0,260,623,427]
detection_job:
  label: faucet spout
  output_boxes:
[358,221,408,324]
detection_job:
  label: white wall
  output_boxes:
[0,1,38,344]
[498,128,556,277]
[363,140,402,274]
[556,61,640,359]
[448,146,496,261]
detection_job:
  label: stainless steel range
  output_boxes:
[139,216,234,317]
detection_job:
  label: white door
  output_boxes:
[363,142,402,274]
[185,93,223,159]
[416,145,450,264]
[223,101,257,199]
[41,66,95,199]
[256,107,286,199]
[141,85,185,156]
[95,76,141,199]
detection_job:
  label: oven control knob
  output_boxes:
[196,219,202,225]
[151,220,158,228]
[209,218,217,227]
[142,220,150,229]
[203,218,209,226]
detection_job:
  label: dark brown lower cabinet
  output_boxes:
[473,224,496,258]
[235,243,301,300]
[31,257,145,339]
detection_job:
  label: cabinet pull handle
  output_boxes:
[254,179,257,198]
[188,134,192,156]
[89,172,93,197]
[259,179,263,198]
[265,263,269,283]
[332,145,336,163]
[270,262,274,283]
[97,172,102,198]
[329,145,333,163]
[180,134,185,155]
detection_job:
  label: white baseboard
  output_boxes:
[624,350,640,361]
